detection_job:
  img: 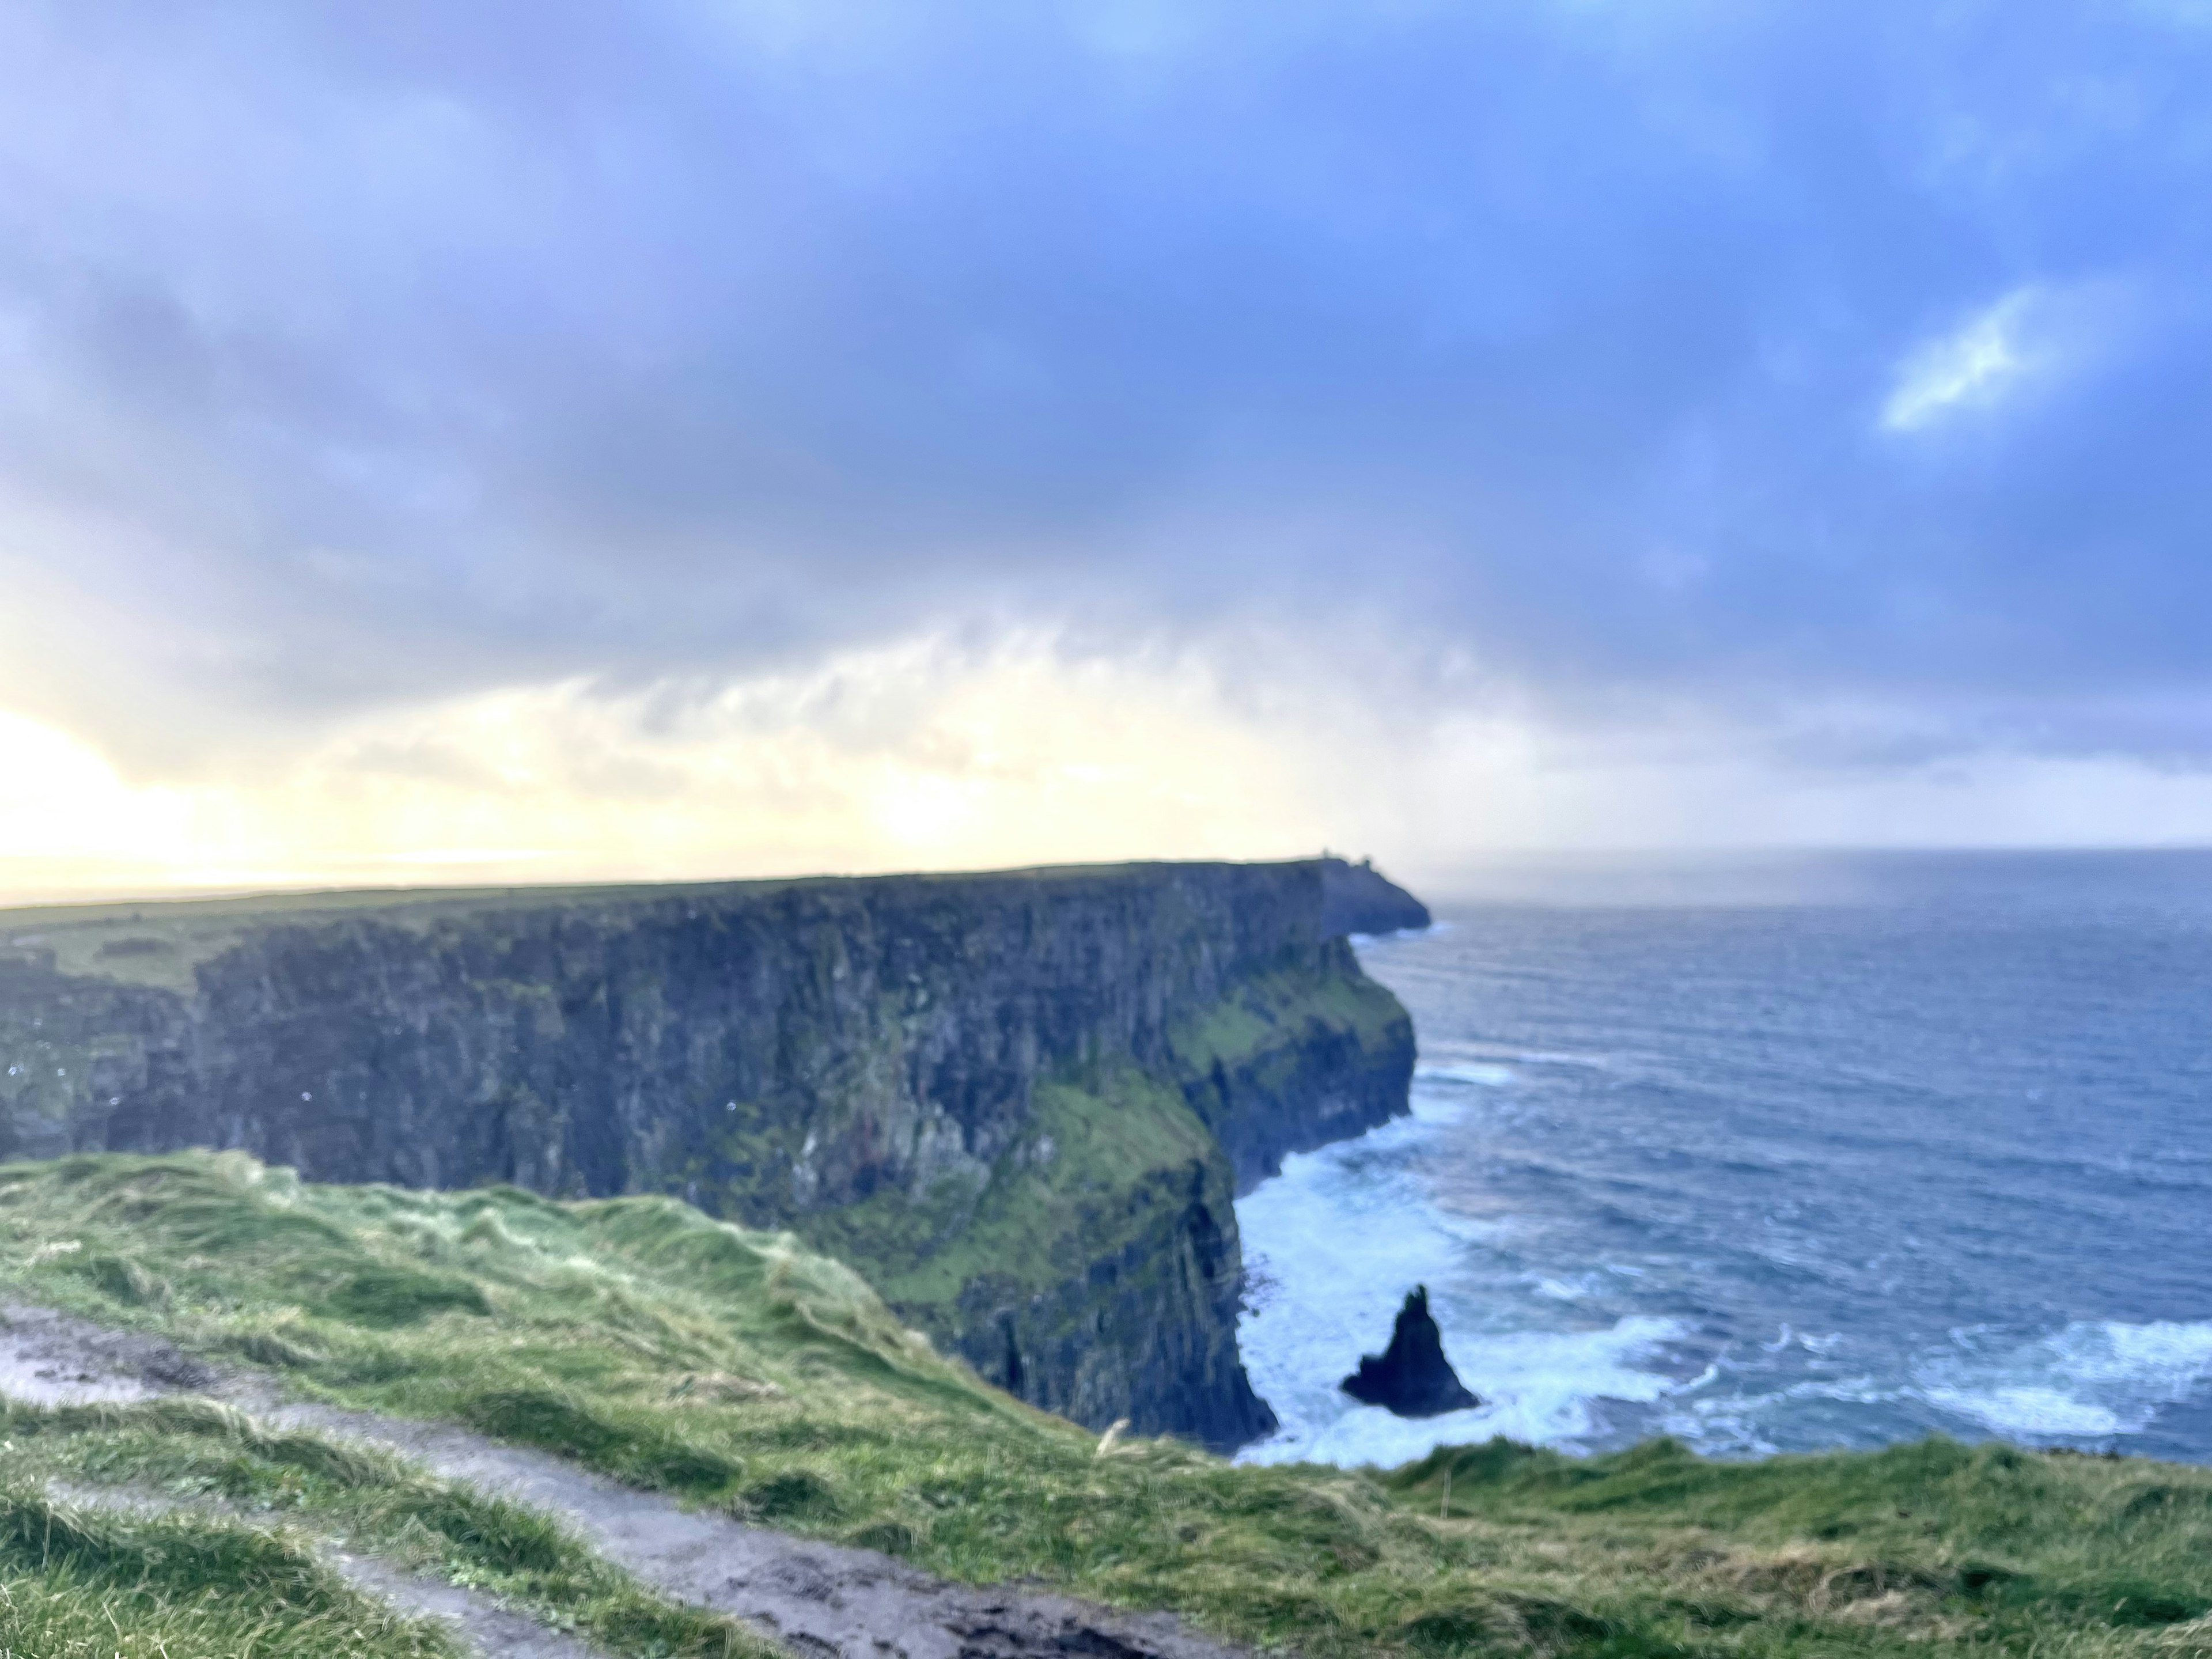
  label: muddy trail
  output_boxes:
[0,1304,1249,1659]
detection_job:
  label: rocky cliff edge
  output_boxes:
[0,857,1418,1449]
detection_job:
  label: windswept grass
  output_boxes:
[7,1150,2212,1659]
[0,1478,456,1658]
[0,1394,779,1657]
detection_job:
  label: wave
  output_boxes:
[1240,1314,1690,1468]
[1273,893,2212,1465]
[1420,1044,1613,1072]
[1234,1056,1691,1468]
[1349,921,1450,944]
[1914,1318,2212,1441]
[1416,1061,1517,1088]
[1658,1373,1898,1457]
[1653,1317,2212,1455]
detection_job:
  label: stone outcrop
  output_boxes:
[1340,1286,1479,1418]
[1319,857,1431,937]
[0,858,1419,1450]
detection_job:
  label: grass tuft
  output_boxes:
[457,1385,744,1495]
[0,1480,456,1657]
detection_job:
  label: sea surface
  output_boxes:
[1234,850,2212,1469]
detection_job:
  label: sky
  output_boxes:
[3,0,2211,900]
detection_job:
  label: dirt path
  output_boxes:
[0,1301,216,1403]
[1,1305,1250,1659]
[333,1548,613,1659]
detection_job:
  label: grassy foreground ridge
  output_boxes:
[5,1152,2212,1658]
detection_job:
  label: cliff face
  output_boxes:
[0,859,1416,1449]
[1319,857,1433,937]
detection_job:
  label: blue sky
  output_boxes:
[2,2,2209,890]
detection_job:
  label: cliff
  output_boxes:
[1319,856,1432,936]
[0,858,1415,1449]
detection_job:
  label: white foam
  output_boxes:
[1658,1373,1897,1457]
[1347,923,1442,946]
[2065,1317,2212,1394]
[1530,1270,1615,1303]
[1416,1061,1517,1088]
[1912,1318,2212,1441]
[1922,1384,2124,1438]
[1240,1314,1689,1467]
[1351,921,1453,942]
[1233,1060,1688,1468]
[1420,1044,1612,1072]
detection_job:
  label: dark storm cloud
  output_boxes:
[2,0,2209,757]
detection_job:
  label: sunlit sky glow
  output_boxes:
[3,2,2211,901]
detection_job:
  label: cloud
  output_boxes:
[1882,290,2041,431]
[1,0,2210,874]
[0,634,1341,901]
[14,628,2212,908]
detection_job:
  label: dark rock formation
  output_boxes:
[1340,1286,1479,1417]
[1319,857,1432,937]
[0,858,1421,1451]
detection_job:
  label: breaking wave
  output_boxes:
[1234,870,2212,1467]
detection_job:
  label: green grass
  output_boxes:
[0,1477,456,1658]
[0,1395,775,1657]
[1166,953,1407,1085]
[7,1151,2212,1659]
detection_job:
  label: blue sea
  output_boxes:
[1234,851,2212,1468]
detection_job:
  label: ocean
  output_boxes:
[1234,850,2212,1469]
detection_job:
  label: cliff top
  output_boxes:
[0,855,1423,993]
[0,856,1293,931]
[1318,856,1433,935]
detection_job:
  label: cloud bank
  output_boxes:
[3,1,2211,887]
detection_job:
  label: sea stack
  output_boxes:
[1340,1286,1480,1417]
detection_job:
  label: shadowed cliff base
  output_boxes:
[0,858,1419,1450]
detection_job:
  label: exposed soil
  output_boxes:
[0,1304,1250,1659]
[0,1301,215,1403]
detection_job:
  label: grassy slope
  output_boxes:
[5,1153,2212,1659]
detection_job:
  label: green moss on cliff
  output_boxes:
[1164,945,1414,1194]
[790,1068,1262,1438]
[805,1069,1214,1315]
[1167,955,1406,1086]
